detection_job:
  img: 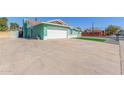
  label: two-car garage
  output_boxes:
[44,25,69,40]
[45,29,67,39]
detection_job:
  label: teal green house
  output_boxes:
[23,19,80,40]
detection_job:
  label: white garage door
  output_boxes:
[46,30,67,39]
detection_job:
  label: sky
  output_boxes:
[7,17,124,30]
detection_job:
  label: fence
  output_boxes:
[0,31,19,38]
[10,31,19,38]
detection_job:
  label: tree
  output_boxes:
[0,17,8,31]
[105,25,120,35]
[10,23,19,31]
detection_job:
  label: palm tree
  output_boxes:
[10,23,19,31]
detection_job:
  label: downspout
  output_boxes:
[43,24,47,40]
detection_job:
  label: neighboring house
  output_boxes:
[117,30,124,36]
[23,19,80,40]
[81,29,105,37]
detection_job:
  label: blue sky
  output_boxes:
[7,17,124,30]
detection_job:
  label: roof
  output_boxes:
[27,20,41,27]
[40,22,69,28]
[25,19,80,31]
[26,19,69,28]
[47,19,67,25]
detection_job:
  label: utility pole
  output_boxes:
[91,22,94,32]
[35,18,38,21]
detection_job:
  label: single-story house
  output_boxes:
[23,19,80,40]
[117,30,124,36]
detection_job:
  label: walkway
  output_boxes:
[119,40,124,74]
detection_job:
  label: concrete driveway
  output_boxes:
[119,40,124,74]
[0,38,120,75]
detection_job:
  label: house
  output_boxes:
[117,30,124,36]
[81,29,105,37]
[23,19,80,40]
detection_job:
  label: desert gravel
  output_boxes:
[0,38,120,74]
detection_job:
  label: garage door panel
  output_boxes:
[46,30,67,39]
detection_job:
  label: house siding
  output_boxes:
[31,24,44,39]
[44,25,47,36]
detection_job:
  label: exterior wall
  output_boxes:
[10,31,19,38]
[31,24,44,39]
[44,25,80,39]
[47,25,69,30]
[81,31,106,37]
